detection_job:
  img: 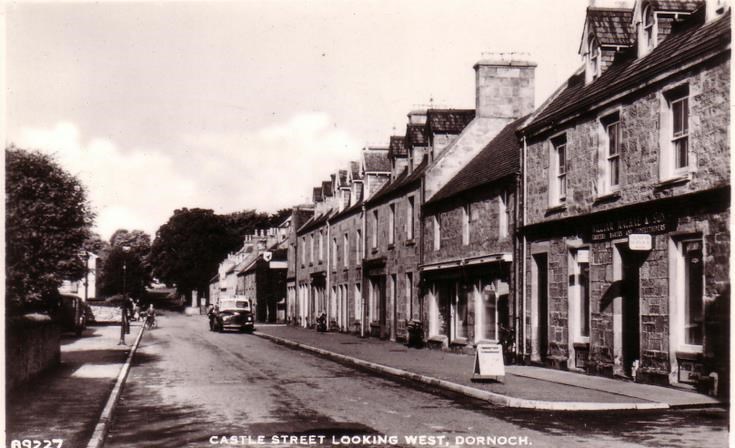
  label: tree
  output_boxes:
[150,208,240,304]
[5,146,94,312]
[99,229,152,298]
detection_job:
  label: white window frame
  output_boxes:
[318,231,324,261]
[499,191,509,239]
[587,34,601,82]
[549,134,567,206]
[642,4,656,54]
[462,204,470,246]
[569,248,591,343]
[309,234,314,263]
[343,233,349,268]
[598,110,622,195]
[389,203,396,245]
[300,237,306,265]
[372,210,379,249]
[433,215,441,251]
[406,196,415,241]
[659,84,691,181]
[332,237,338,267]
[669,236,705,353]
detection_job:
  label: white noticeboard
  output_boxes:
[629,233,652,251]
[472,343,505,382]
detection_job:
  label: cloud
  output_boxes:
[16,122,196,240]
[15,114,362,240]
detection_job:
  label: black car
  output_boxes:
[53,294,89,336]
[211,298,254,333]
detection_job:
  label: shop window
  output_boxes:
[453,284,469,341]
[681,239,704,346]
[354,283,362,322]
[480,282,497,341]
[569,248,591,340]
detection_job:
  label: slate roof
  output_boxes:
[296,212,332,235]
[426,109,476,134]
[587,8,634,46]
[522,10,730,136]
[363,148,391,172]
[366,156,429,206]
[328,199,364,223]
[405,123,428,147]
[650,0,704,12]
[313,187,323,202]
[388,136,408,159]
[427,116,527,205]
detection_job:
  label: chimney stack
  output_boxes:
[474,56,536,119]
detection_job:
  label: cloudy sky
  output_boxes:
[6,0,602,240]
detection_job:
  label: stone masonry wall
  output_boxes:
[524,58,730,226]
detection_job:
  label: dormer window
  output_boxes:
[588,35,601,81]
[643,4,656,52]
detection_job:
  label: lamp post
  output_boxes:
[122,245,131,298]
[119,245,131,345]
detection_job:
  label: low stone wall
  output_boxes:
[7,314,61,391]
[88,304,122,323]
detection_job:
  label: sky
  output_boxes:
[5,0,607,240]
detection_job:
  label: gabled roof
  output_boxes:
[427,116,527,205]
[388,136,408,159]
[522,10,730,137]
[587,8,634,47]
[366,156,429,206]
[406,123,428,148]
[426,109,476,134]
[363,148,391,172]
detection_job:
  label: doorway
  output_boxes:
[533,254,549,361]
[621,250,644,377]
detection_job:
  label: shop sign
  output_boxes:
[591,211,669,241]
[628,234,652,251]
[471,343,505,382]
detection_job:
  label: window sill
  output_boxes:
[387,243,395,250]
[545,204,567,215]
[593,190,620,205]
[450,338,469,346]
[405,239,416,246]
[654,175,690,190]
[573,341,590,349]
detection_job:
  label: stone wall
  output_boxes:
[7,315,61,391]
[524,57,730,226]
[329,210,363,333]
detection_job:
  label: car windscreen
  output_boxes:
[220,300,250,311]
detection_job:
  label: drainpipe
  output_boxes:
[326,219,331,327]
[361,202,367,338]
[521,133,528,360]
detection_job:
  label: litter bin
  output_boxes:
[406,320,424,348]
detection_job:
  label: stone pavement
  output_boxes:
[254,324,722,410]
[6,322,141,448]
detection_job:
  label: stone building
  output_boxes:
[421,116,527,353]
[517,1,729,396]
[286,205,314,324]
[238,247,288,323]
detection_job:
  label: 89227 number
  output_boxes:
[10,440,63,448]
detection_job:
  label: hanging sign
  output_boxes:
[472,343,505,382]
[628,234,652,251]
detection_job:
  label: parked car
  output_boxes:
[53,294,89,336]
[211,298,254,333]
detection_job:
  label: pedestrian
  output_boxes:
[118,298,130,345]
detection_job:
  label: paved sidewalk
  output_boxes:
[255,324,722,410]
[7,322,141,448]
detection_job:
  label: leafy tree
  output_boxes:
[5,146,93,313]
[150,208,240,304]
[99,229,152,298]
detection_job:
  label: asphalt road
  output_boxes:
[104,313,728,448]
